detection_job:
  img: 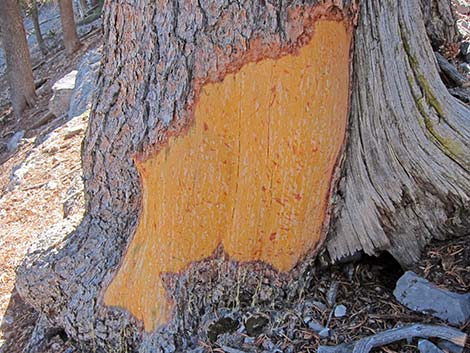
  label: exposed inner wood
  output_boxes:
[104,20,351,332]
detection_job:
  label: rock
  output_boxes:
[437,339,465,353]
[327,281,338,306]
[245,315,269,337]
[47,181,58,190]
[49,70,78,118]
[393,271,470,325]
[460,63,470,75]
[243,336,255,345]
[418,339,445,353]
[63,126,84,140]
[455,1,470,15]
[7,163,30,191]
[334,305,347,318]
[462,42,470,56]
[319,328,331,339]
[306,318,325,333]
[2,316,13,325]
[68,48,101,119]
[7,130,24,152]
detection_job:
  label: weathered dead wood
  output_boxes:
[318,324,467,353]
[352,324,467,353]
[325,0,470,266]
[435,52,470,87]
[420,0,459,48]
[449,87,470,103]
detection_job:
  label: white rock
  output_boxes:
[7,130,24,152]
[49,70,78,118]
[334,304,347,318]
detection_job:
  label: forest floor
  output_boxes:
[0,3,101,353]
[0,2,469,353]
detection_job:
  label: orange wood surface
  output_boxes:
[104,20,352,331]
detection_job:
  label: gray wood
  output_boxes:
[352,324,466,353]
[419,0,458,49]
[435,52,470,87]
[325,0,470,266]
[319,325,466,353]
[449,87,470,103]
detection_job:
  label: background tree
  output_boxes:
[0,0,36,119]
[30,0,48,56]
[58,0,81,55]
[17,0,470,352]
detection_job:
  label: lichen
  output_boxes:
[400,26,466,167]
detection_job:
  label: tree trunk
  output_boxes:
[79,0,88,18]
[0,0,36,118]
[31,0,47,56]
[58,0,81,55]
[420,0,459,49]
[16,0,470,352]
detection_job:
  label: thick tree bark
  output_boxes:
[31,0,47,56]
[0,0,36,118]
[16,0,470,352]
[58,0,81,55]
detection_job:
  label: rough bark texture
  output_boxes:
[420,0,459,49]
[58,0,81,55]
[31,0,47,56]
[16,0,470,352]
[325,0,470,267]
[0,0,36,118]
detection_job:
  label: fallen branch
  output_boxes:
[435,52,470,88]
[318,324,467,353]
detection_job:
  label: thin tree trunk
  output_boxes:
[0,0,36,119]
[16,0,470,352]
[79,0,88,18]
[31,0,47,56]
[58,0,81,56]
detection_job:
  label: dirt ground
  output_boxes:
[0,8,101,351]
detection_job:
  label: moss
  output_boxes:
[416,73,446,120]
[400,26,465,165]
[400,27,446,121]
[423,117,464,161]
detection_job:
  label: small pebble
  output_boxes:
[418,339,445,353]
[334,304,347,318]
[326,282,338,306]
[319,328,330,338]
[308,320,325,333]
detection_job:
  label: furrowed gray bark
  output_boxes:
[15,0,470,352]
